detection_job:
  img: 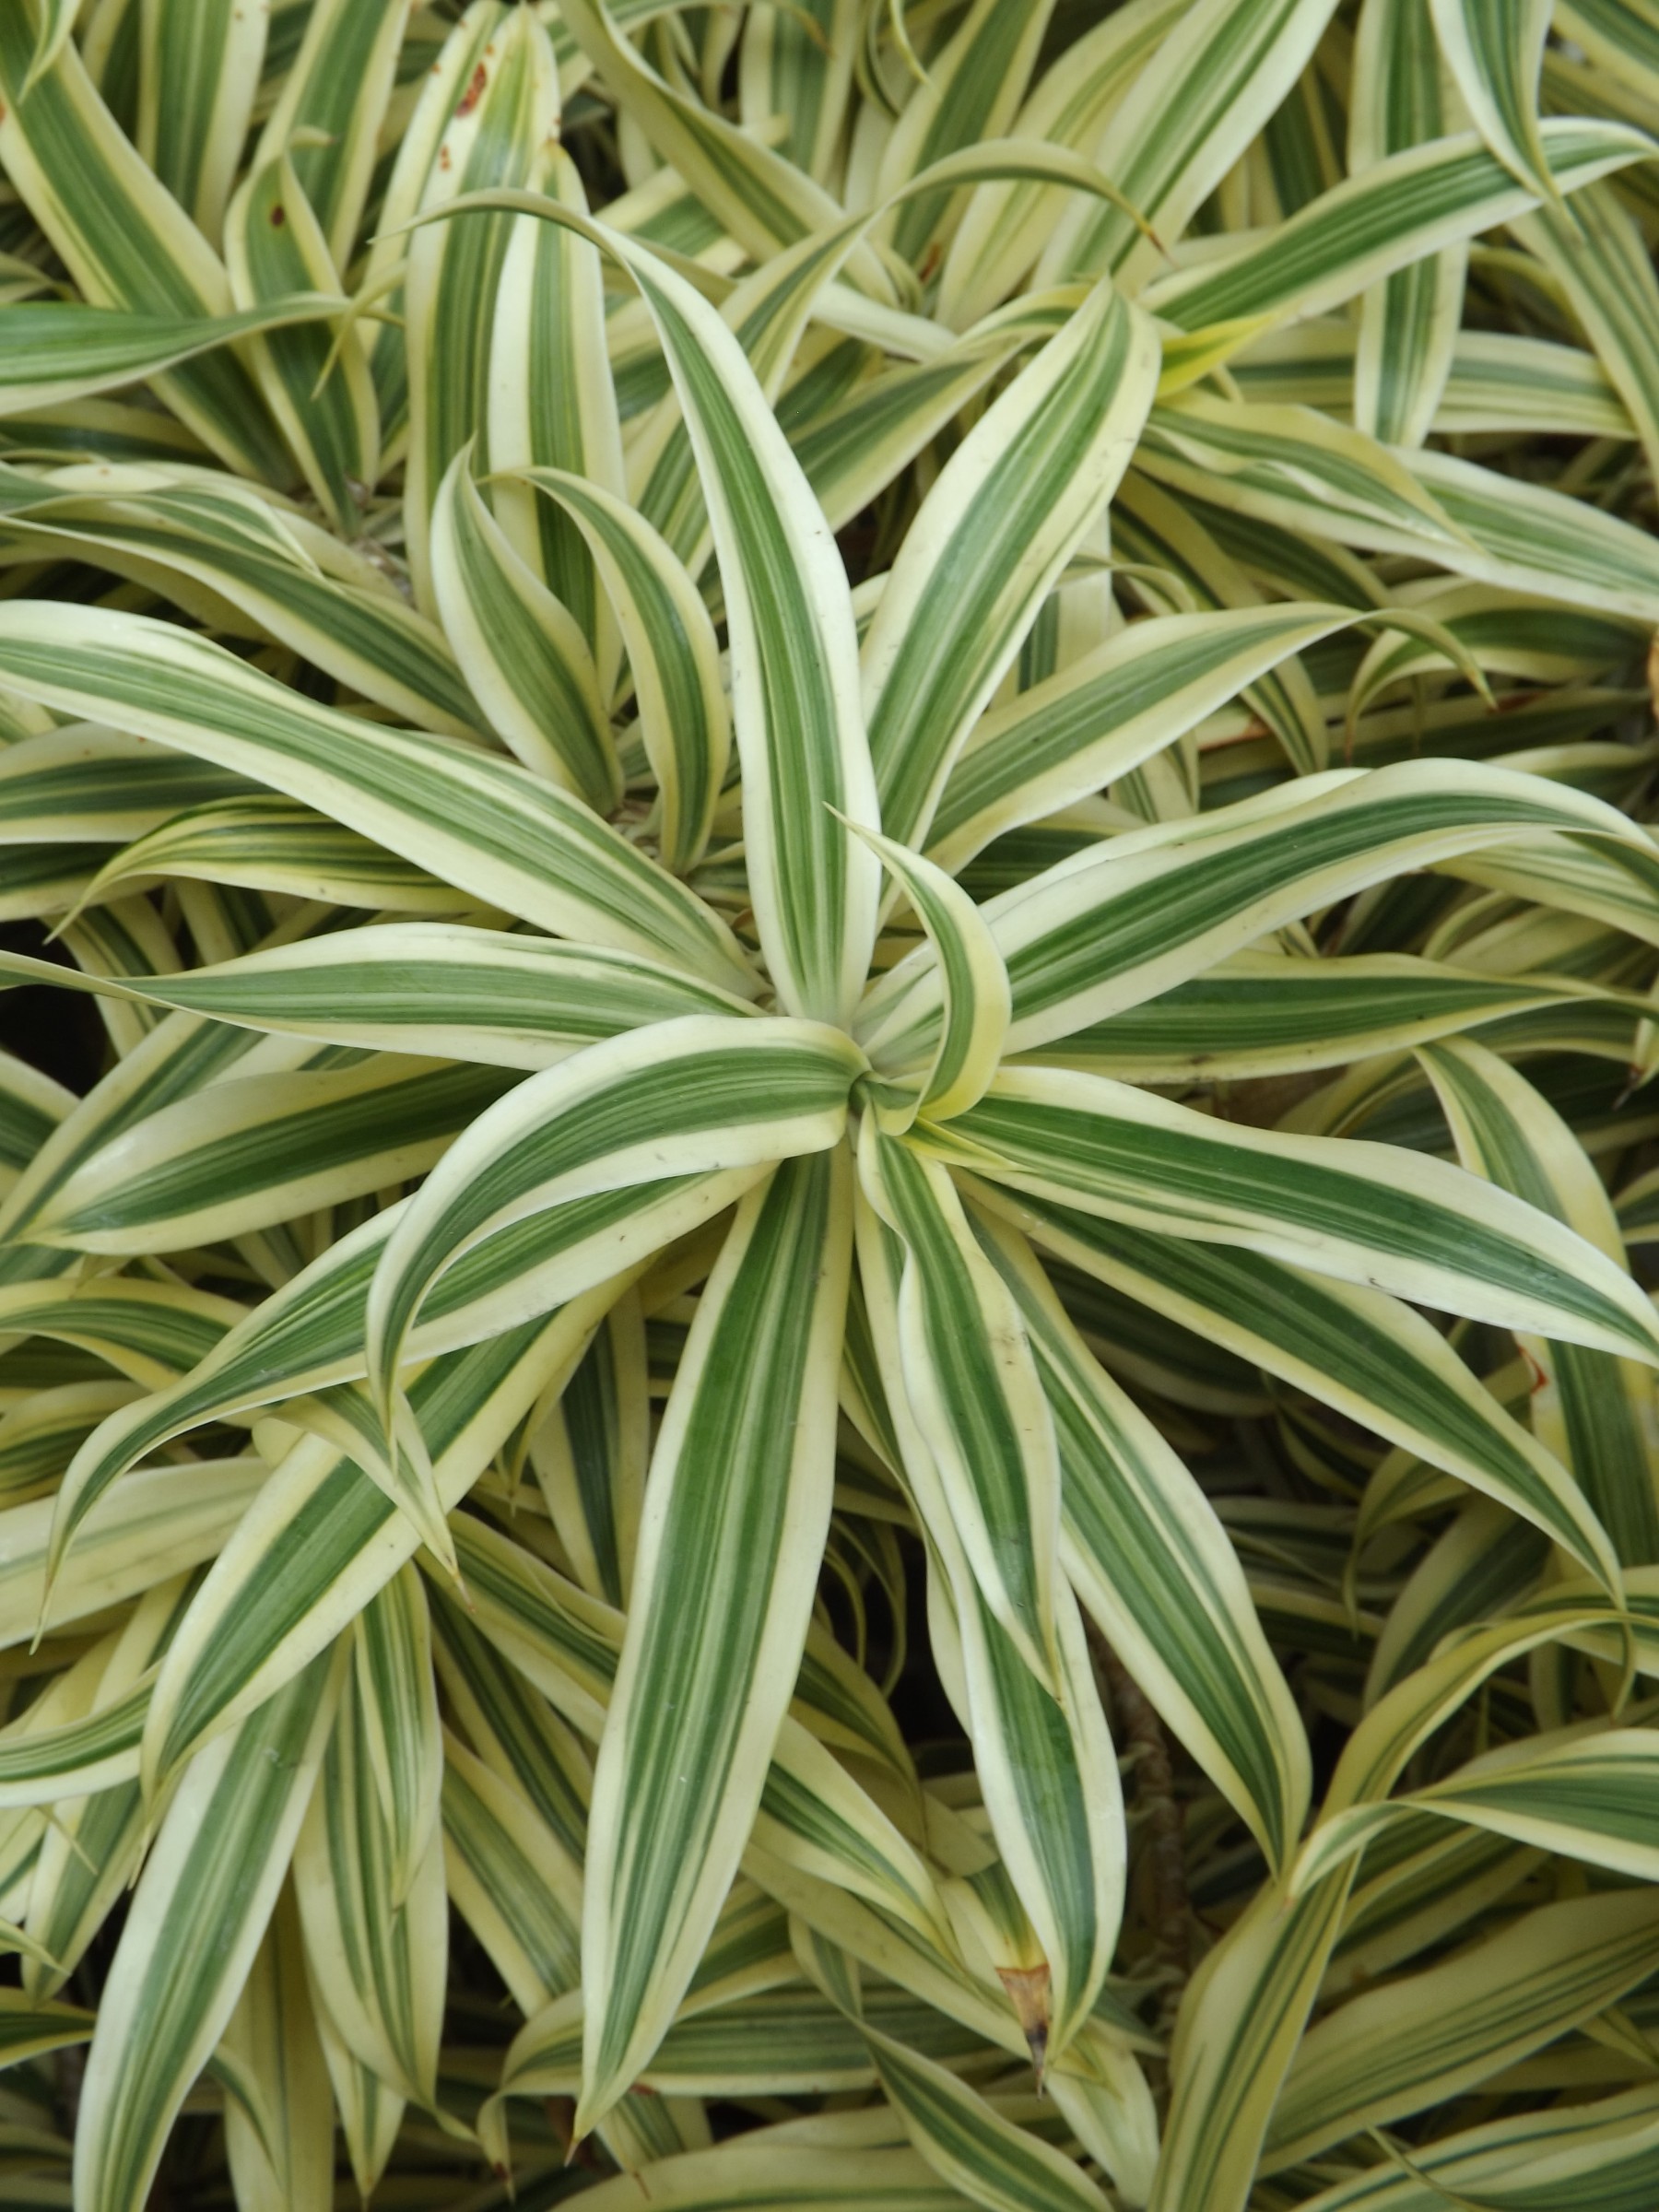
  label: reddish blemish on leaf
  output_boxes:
[269,204,286,227]
[457,62,488,115]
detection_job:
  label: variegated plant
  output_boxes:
[3,0,1659,2206]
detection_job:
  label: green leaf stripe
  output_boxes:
[865,277,1159,853]
[71,1646,342,2212]
[0,605,752,988]
[364,1019,858,1414]
[0,297,348,417]
[974,1214,1309,1866]
[580,1148,852,2129]
[1146,120,1653,334]
[970,1182,1633,1576]
[950,1072,1659,1400]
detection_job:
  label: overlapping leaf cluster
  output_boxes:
[3,0,1659,2205]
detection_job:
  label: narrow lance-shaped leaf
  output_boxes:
[448,1508,961,1965]
[291,1649,448,2112]
[135,0,267,244]
[739,0,861,182]
[935,1066,1659,1452]
[1147,1870,1365,2212]
[218,1892,335,2212]
[555,0,876,271]
[864,276,1159,854]
[0,1463,267,1670]
[0,1991,93,2070]
[137,1302,620,1794]
[1143,1607,1618,2212]
[71,1645,345,2212]
[1035,0,1347,291]
[795,1926,1113,2212]
[927,603,1369,874]
[846,823,1009,1128]
[316,2008,403,2209]
[1429,0,1559,206]
[0,927,759,1074]
[1407,441,1659,619]
[0,1672,153,1808]
[1298,1719,1659,1894]
[598,223,879,1023]
[223,155,378,535]
[1265,1888,1659,2170]
[23,0,79,91]
[429,447,620,810]
[24,1053,519,1259]
[869,2024,1113,2212]
[1350,0,1466,446]
[74,1174,765,1608]
[625,142,1154,577]
[1141,120,1653,339]
[352,1566,442,1909]
[853,1194,1122,2067]
[432,139,1166,935]
[20,1582,194,1996]
[430,1591,591,1862]
[934,0,1189,328]
[531,1291,648,1609]
[0,723,249,844]
[1516,181,1659,486]
[0,472,479,737]
[1159,1618,1645,2203]
[982,1176,1635,1658]
[1394,1729,1659,1886]
[947,1573,1123,2072]
[0,297,351,418]
[364,1017,860,1423]
[1137,394,1659,618]
[252,0,409,268]
[858,1121,1062,1689]
[488,143,628,651]
[874,0,1060,267]
[441,1724,582,2017]
[868,759,1656,1071]
[511,465,730,872]
[0,1277,236,1387]
[1041,952,1615,1085]
[579,1147,853,2134]
[1417,1037,1659,1562]
[1286,2084,1659,2212]
[0,7,292,480]
[402,2,560,606]
[0,603,754,991]
[408,192,879,1022]
[1111,470,1337,776]
[1137,394,1471,557]
[971,1208,1311,1870]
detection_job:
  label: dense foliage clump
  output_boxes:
[4,0,1659,2206]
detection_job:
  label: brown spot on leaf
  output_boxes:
[269,203,286,227]
[996,1963,1053,2088]
[456,61,488,115]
